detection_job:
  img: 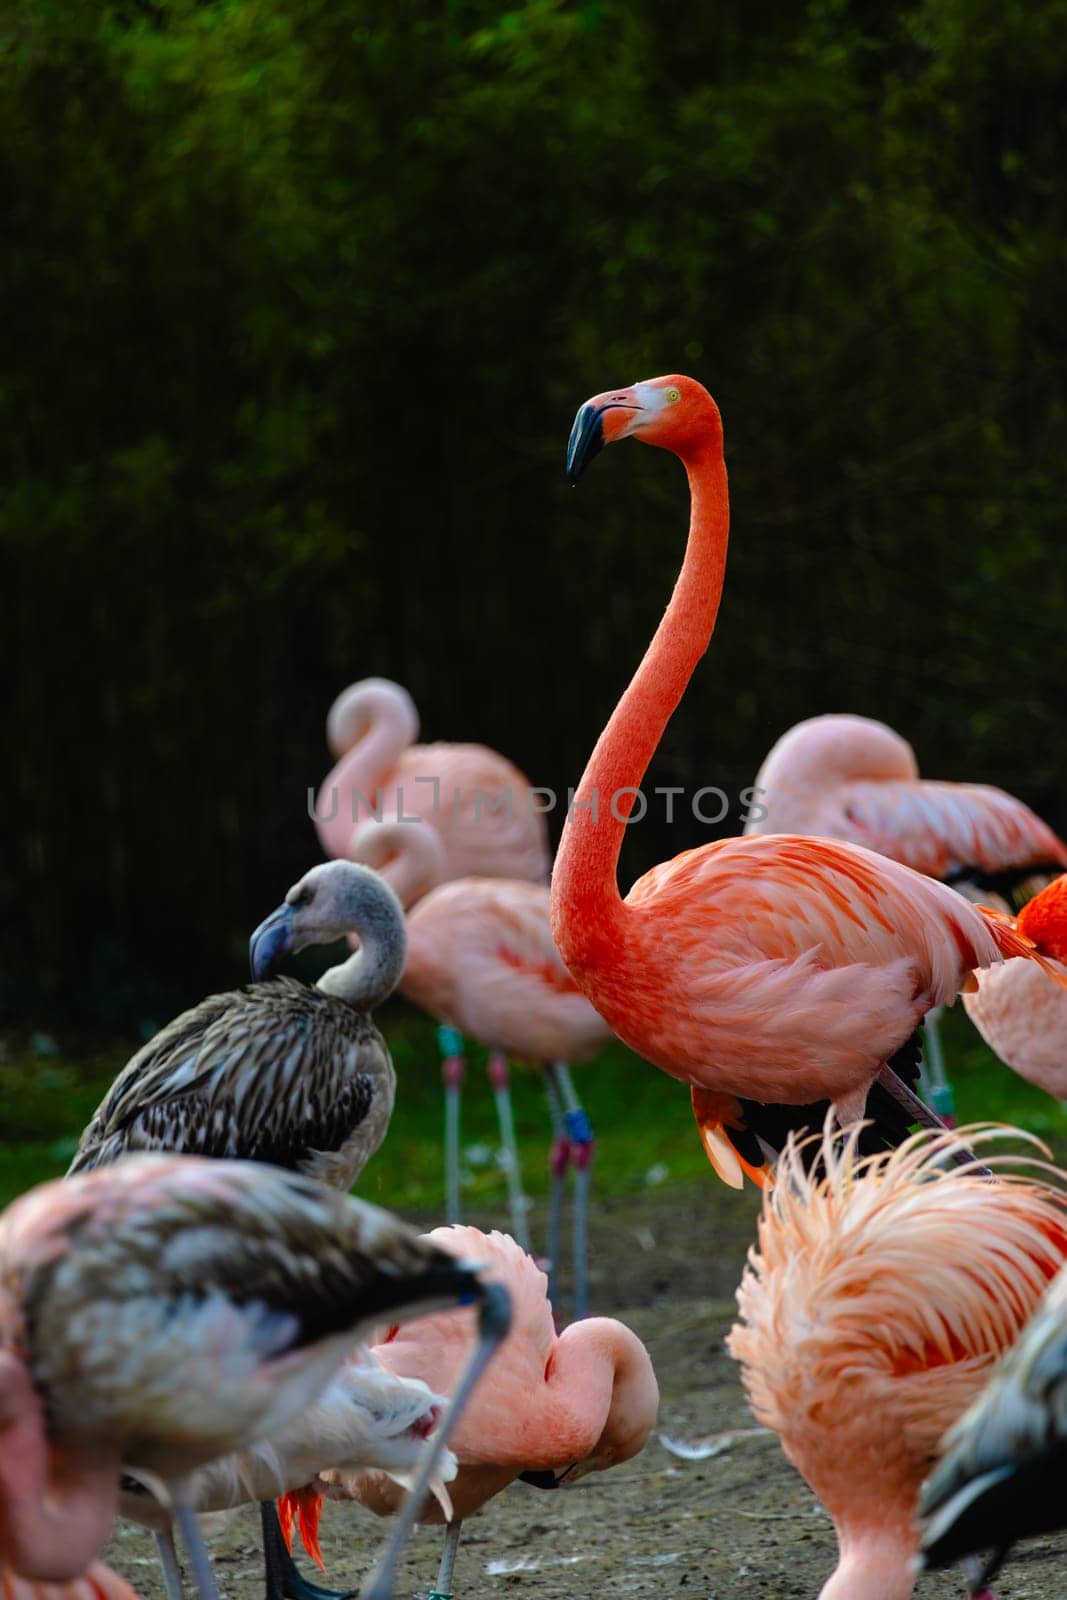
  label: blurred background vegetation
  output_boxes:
[3,0,1066,1033]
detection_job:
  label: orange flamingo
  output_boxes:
[313,677,549,883]
[278,1225,657,1598]
[0,1566,142,1600]
[728,1122,1067,1600]
[351,820,611,1312]
[553,375,1067,1185]
[964,875,1067,1101]
[0,1156,509,1600]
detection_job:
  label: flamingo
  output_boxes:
[746,713,1067,1114]
[920,1256,1067,1593]
[351,820,611,1313]
[277,1225,658,1599]
[120,1354,455,1594]
[963,875,1067,1102]
[1,1566,142,1600]
[71,861,406,1187]
[0,1156,510,1600]
[313,677,549,883]
[553,374,1067,1186]
[728,1121,1067,1600]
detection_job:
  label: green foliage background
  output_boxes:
[3,0,1065,1023]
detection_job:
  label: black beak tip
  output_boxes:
[565,402,605,487]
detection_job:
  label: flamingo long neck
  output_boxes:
[0,1360,117,1582]
[552,442,729,964]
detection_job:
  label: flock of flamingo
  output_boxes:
[3,374,1067,1600]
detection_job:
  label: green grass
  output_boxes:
[1,1002,1063,1213]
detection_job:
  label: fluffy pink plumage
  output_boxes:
[313,678,549,884]
[729,1123,1067,1600]
[965,874,1067,1098]
[746,713,1066,883]
[282,1223,657,1544]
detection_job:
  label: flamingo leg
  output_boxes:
[260,1500,357,1600]
[542,1064,570,1309]
[154,1528,184,1600]
[429,1518,465,1600]
[363,1283,512,1600]
[487,1050,531,1250]
[554,1062,595,1320]
[439,1024,465,1225]
[873,1065,989,1174]
[920,1006,957,1124]
[171,1484,221,1600]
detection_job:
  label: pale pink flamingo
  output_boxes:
[277,1224,658,1599]
[921,1253,1067,1591]
[313,677,549,883]
[964,875,1067,1102]
[729,1121,1067,1600]
[554,375,1067,1186]
[0,1565,142,1600]
[0,1156,510,1600]
[747,713,1067,1115]
[351,820,611,1313]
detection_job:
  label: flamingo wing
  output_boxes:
[836,779,1067,886]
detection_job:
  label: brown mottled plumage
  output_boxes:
[69,979,393,1188]
[69,861,405,1189]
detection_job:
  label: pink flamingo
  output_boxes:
[351,820,612,1315]
[554,375,1067,1186]
[0,1156,510,1600]
[0,1566,142,1600]
[964,875,1067,1101]
[313,677,549,883]
[278,1224,658,1598]
[729,1121,1067,1600]
[747,713,1067,1116]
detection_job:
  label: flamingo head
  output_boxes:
[249,860,405,980]
[566,374,721,483]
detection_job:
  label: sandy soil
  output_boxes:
[103,1180,1067,1600]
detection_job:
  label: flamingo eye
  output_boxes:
[665,387,680,403]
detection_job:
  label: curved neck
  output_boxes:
[350,821,446,910]
[552,442,729,957]
[318,914,407,1009]
[547,1318,657,1463]
[316,685,417,857]
[0,1357,117,1581]
[818,1525,918,1600]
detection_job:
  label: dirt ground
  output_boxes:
[103,1180,1067,1600]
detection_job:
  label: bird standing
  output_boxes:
[278,1224,658,1597]
[351,820,610,1313]
[746,713,1067,1115]
[313,677,549,883]
[0,1157,510,1600]
[552,375,1067,1185]
[729,1122,1067,1600]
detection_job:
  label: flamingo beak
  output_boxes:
[566,391,642,485]
[249,903,294,980]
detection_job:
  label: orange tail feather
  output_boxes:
[277,1486,327,1573]
[691,1087,774,1189]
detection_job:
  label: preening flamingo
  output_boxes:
[746,714,1066,900]
[120,1353,454,1593]
[553,375,1067,1186]
[728,1122,1067,1600]
[351,820,611,1313]
[278,1225,658,1599]
[921,1256,1067,1592]
[963,875,1067,1102]
[71,861,405,1188]
[0,1565,142,1600]
[0,1157,509,1600]
[313,677,549,883]
[746,713,1067,1114]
